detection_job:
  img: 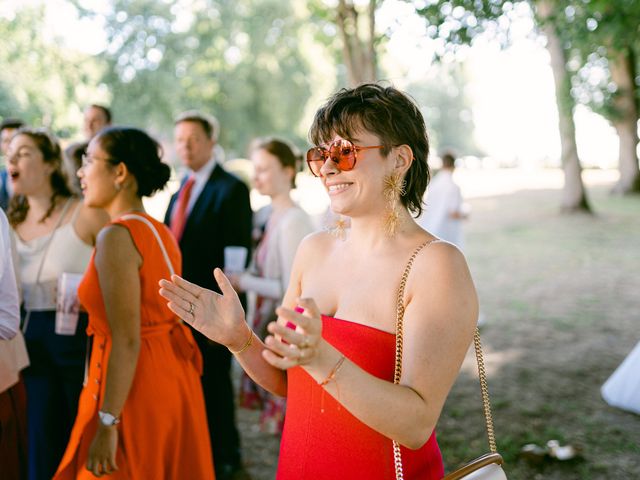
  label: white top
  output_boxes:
[13,203,93,311]
[417,170,464,248]
[187,156,217,215]
[239,206,314,300]
[0,209,19,339]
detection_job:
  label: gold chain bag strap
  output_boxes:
[392,241,507,480]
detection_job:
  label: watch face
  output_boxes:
[99,411,119,426]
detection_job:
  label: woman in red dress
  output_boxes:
[160,84,478,479]
[55,127,214,479]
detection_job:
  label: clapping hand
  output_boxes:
[262,298,324,370]
[158,268,248,349]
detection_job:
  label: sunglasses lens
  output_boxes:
[329,141,356,171]
[306,147,325,176]
[306,140,357,176]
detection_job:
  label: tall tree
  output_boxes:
[309,0,380,87]
[79,0,313,156]
[411,0,592,212]
[562,1,640,194]
[536,0,589,211]
[608,47,640,193]
[336,0,378,86]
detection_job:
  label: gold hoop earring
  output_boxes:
[383,172,406,237]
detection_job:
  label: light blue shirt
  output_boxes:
[0,209,20,339]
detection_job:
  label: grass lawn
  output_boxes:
[439,175,640,479]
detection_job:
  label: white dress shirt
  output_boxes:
[186,156,217,215]
[417,169,464,248]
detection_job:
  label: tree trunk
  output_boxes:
[336,0,377,86]
[537,0,591,212]
[609,46,640,194]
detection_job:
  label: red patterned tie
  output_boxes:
[170,176,195,241]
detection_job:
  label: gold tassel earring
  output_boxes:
[383,172,406,237]
[324,211,349,241]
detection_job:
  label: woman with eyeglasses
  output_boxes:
[227,137,315,434]
[7,128,108,480]
[160,84,478,479]
[53,127,214,479]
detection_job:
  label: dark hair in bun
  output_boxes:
[96,127,170,197]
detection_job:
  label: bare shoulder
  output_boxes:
[407,240,477,318]
[287,230,336,283]
[296,230,336,259]
[413,240,470,280]
[96,224,136,256]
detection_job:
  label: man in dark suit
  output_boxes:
[165,111,252,480]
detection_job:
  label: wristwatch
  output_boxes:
[98,410,121,427]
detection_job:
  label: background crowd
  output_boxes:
[1,1,639,479]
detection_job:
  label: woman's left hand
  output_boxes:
[262,297,324,370]
[86,424,118,477]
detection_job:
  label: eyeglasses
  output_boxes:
[306,139,384,177]
[81,153,112,168]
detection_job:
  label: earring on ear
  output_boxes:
[382,172,406,237]
[114,182,122,192]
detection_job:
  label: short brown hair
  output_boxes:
[309,83,430,217]
[175,110,219,141]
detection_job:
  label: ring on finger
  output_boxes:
[188,302,195,315]
[300,336,311,349]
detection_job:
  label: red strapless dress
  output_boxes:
[277,315,444,479]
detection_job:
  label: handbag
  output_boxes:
[392,241,507,480]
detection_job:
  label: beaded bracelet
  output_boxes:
[318,355,346,386]
[228,324,253,354]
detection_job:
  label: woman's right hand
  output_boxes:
[159,268,247,349]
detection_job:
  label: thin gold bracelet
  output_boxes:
[318,355,346,386]
[228,324,253,354]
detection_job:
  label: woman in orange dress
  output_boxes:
[55,127,214,479]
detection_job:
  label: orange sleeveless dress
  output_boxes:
[54,213,215,479]
[277,315,444,479]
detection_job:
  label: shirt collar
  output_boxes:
[189,156,217,182]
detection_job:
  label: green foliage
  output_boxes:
[406,0,640,123]
[409,0,523,56]
[0,5,103,137]
[405,64,483,156]
[555,1,640,120]
[84,0,313,157]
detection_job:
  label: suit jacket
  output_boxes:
[0,168,10,212]
[164,164,252,294]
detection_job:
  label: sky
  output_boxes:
[4,0,622,170]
